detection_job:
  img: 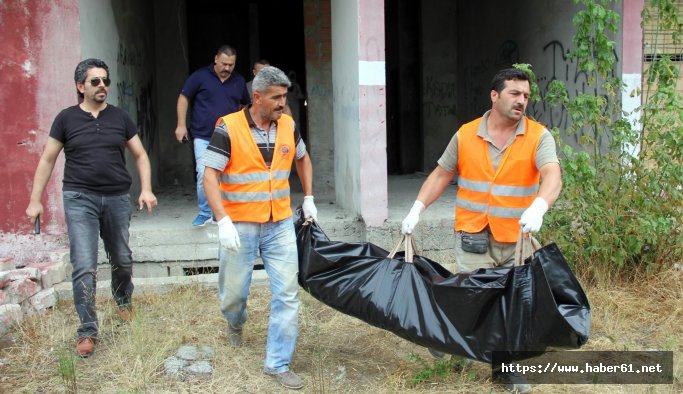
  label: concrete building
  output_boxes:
[0,0,645,264]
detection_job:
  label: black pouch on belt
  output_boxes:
[461,230,489,254]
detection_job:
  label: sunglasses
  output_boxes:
[88,77,111,87]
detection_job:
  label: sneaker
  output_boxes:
[227,324,242,347]
[76,337,95,358]
[192,214,213,227]
[428,348,474,371]
[428,348,447,359]
[118,305,134,322]
[494,370,532,393]
[266,370,304,390]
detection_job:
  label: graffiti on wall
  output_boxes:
[495,40,520,66]
[308,83,332,98]
[459,39,618,146]
[458,40,521,119]
[116,42,157,152]
[528,40,618,147]
[117,42,143,67]
[117,79,157,150]
[461,59,492,119]
[526,40,587,132]
[423,75,458,117]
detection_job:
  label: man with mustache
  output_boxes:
[175,44,250,227]
[26,58,157,357]
[202,66,316,390]
[401,68,562,393]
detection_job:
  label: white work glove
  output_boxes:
[401,200,425,234]
[302,195,318,221]
[519,197,549,233]
[217,216,241,251]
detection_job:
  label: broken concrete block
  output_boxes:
[4,278,41,305]
[29,261,67,289]
[22,288,56,315]
[1,267,41,283]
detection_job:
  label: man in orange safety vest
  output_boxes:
[401,68,562,393]
[203,66,316,390]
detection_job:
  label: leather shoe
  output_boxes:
[76,337,95,358]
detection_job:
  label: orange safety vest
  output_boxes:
[218,111,295,223]
[454,116,544,243]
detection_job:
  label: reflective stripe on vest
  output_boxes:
[221,187,291,202]
[220,170,291,185]
[218,110,295,223]
[457,177,539,196]
[454,196,528,218]
[454,116,544,242]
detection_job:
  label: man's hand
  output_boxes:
[519,197,549,233]
[138,190,157,213]
[302,195,318,221]
[175,125,189,143]
[401,200,425,234]
[218,216,241,251]
[26,200,43,225]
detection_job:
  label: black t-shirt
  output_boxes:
[49,105,137,195]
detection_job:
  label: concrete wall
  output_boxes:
[331,0,362,216]
[80,0,160,197]
[518,1,622,135]
[154,0,193,187]
[0,0,80,262]
[525,0,622,148]
[454,1,623,147]
[455,2,520,124]
[420,1,459,170]
[303,0,335,198]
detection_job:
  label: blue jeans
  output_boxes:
[63,191,133,339]
[218,216,300,374]
[193,138,212,217]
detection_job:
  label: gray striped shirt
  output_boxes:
[202,106,306,172]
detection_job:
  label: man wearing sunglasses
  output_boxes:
[26,58,157,358]
[175,44,251,227]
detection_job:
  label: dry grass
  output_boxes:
[0,270,681,393]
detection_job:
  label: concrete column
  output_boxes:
[154,0,193,187]
[303,0,335,197]
[622,0,644,156]
[331,0,387,227]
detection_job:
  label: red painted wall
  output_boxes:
[0,1,79,254]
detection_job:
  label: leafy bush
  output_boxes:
[520,0,682,280]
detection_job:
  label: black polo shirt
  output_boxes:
[180,65,250,140]
[49,104,137,195]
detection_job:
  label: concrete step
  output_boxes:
[124,214,368,263]
[92,218,458,279]
[54,270,270,300]
[88,180,461,278]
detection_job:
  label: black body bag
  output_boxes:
[294,211,591,363]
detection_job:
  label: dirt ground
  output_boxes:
[0,273,681,393]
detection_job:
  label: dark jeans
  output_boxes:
[63,191,134,339]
